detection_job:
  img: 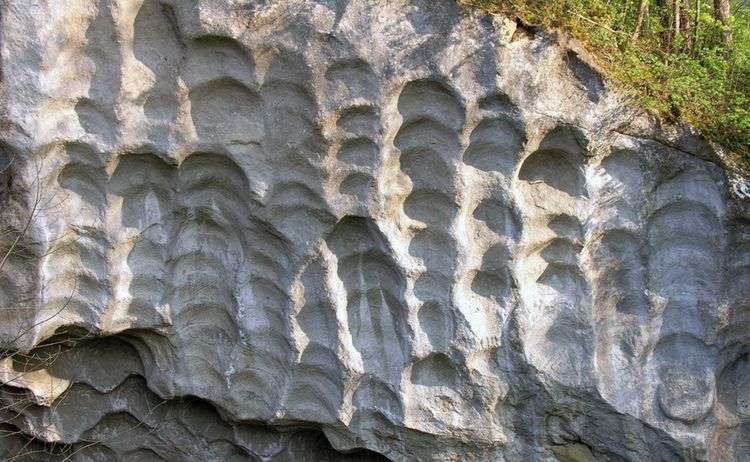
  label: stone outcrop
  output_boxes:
[0,0,749,460]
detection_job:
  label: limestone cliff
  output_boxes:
[0,0,749,460]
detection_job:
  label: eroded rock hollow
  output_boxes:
[1,0,749,460]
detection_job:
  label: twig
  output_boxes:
[572,12,628,36]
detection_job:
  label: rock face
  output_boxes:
[0,0,749,460]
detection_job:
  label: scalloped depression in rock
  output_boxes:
[0,0,749,460]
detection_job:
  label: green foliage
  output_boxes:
[463,0,750,170]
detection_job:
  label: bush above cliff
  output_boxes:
[466,0,750,170]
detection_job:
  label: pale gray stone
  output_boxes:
[0,0,748,460]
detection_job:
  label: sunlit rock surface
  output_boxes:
[1,0,749,460]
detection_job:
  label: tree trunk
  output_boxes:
[683,0,693,49]
[713,0,733,46]
[633,0,650,41]
[657,0,671,47]
[674,0,682,46]
[692,0,701,54]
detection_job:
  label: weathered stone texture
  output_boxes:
[0,0,749,460]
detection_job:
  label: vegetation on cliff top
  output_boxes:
[464,0,750,170]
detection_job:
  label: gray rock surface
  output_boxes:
[0,0,748,460]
